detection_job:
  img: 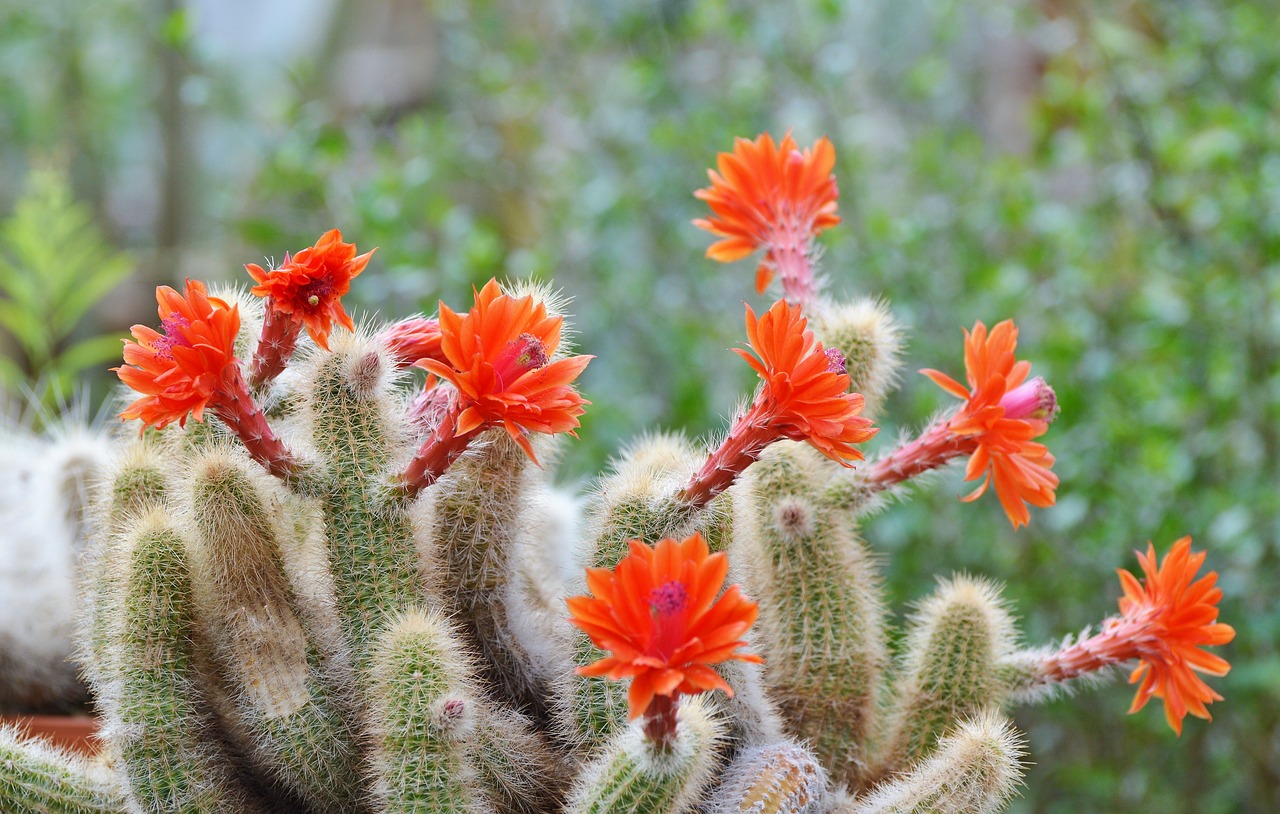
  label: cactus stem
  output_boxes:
[679,414,772,509]
[641,694,680,751]
[397,402,482,499]
[209,366,306,481]
[249,301,302,388]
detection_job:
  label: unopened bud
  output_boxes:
[1000,376,1058,422]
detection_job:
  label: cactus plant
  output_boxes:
[0,402,112,713]
[0,135,1235,814]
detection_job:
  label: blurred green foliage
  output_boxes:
[1,0,1277,810]
[0,168,133,406]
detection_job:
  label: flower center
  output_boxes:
[825,347,847,375]
[648,580,689,617]
[298,277,334,311]
[153,312,193,360]
[492,333,549,388]
[646,579,691,660]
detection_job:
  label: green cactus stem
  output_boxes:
[100,511,268,812]
[564,696,726,814]
[367,608,489,814]
[0,726,127,814]
[304,341,425,672]
[425,430,556,718]
[876,577,1017,776]
[846,712,1025,814]
[735,442,888,789]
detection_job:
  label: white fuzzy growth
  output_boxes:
[706,739,828,814]
[808,296,904,420]
[0,415,112,711]
[902,575,1019,665]
[850,711,1026,814]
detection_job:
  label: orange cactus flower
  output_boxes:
[1119,537,1235,734]
[1034,537,1234,735]
[681,300,876,507]
[694,132,840,302]
[246,229,375,350]
[567,533,762,722]
[117,279,241,430]
[738,299,877,462]
[416,279,591,463]
[919,319,1058,529]
[399,280,593,497]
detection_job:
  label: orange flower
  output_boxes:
[416,279,591,463]
[681,300,876,507]
[1034,537,1234,736]
[117,280,241,430]
[737,299,877,462]
[246,229,374,350]
[567,533,762,720]
[694,132,840,301]
[920,320,1058,529]
[1119,537,1235,734]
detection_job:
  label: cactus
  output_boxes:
[706,739,828,814]
[838,711,1025,814]
[0,136,1236,814]
[563,696,726,814]
[0,724,126,813]
[0,406,113,713]
[874,577,1017,777]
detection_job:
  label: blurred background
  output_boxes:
[0,0,1276,810]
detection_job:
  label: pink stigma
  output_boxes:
[647,580,690,617]
[825,347,847,375]
[493,333,549,388]
[153,312,193,360]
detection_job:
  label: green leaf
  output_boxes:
[0,299,51,362]
[0,167,133,385]
[0,354,26,392]
[53,332,127,378]
[51,252,133,334]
